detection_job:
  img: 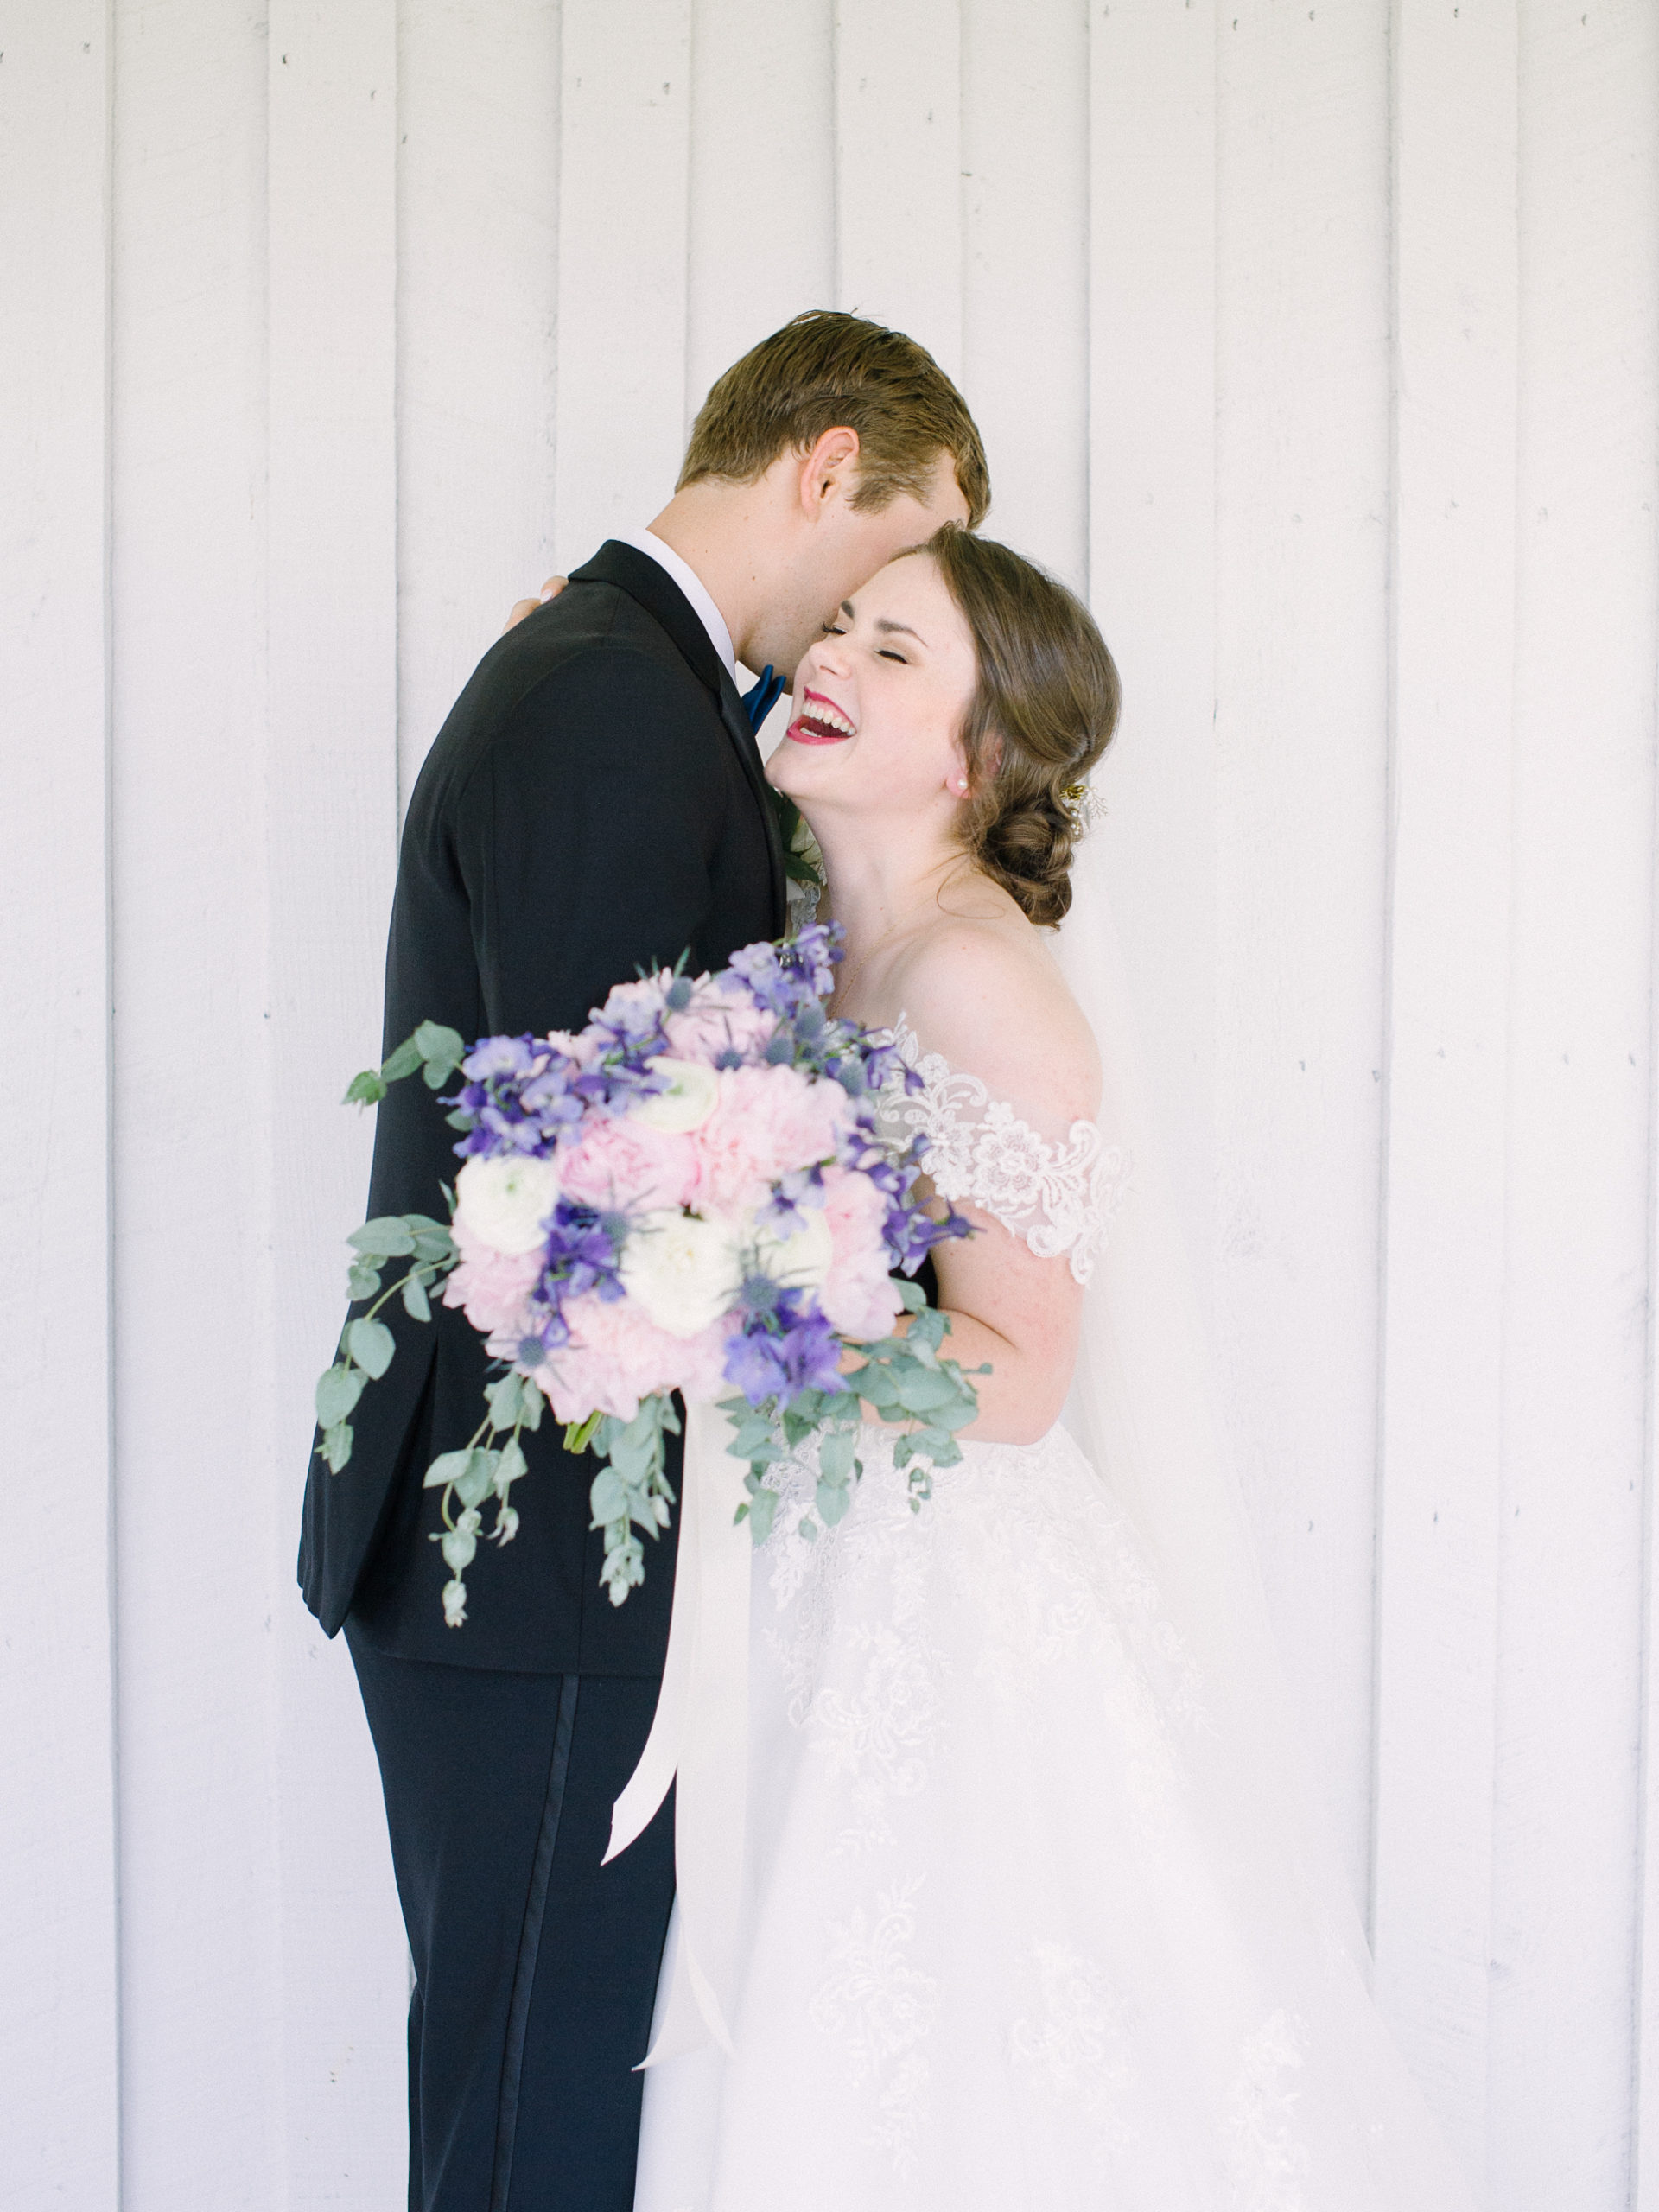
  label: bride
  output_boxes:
[631,525,1482,2209]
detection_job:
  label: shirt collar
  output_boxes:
[615,526,737,683]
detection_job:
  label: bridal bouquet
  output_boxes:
[317,925,982,1626]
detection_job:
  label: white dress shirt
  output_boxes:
[615,525,738,684]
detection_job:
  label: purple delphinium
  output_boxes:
[755,1166,826,1240]
[451,1036,584,1159]
[531,1200,628,1344]
[725,1283,849,1407]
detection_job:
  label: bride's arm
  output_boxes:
[883,929,1101,1449]
[925,1212,1086,1447]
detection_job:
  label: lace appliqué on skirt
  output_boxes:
[808,1876,938,2177]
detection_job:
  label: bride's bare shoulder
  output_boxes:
[887,910,1101,1126]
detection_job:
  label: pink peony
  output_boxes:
[543,1025,601,1070]
[662,981,779,1065]
[442,1218,543,1341]
[591,974,668,1035]
[557,1112,700,1211]
[817,1167,905,1341]
[527,1292,734,1423]
[692,1065,851,1215]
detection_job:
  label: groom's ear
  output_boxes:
[798,426,862,515]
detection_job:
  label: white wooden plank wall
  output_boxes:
[1502,11,1656,2207]
[267,4,410,2196]
[1089,0,1221,1292]
[1213,0,1391,1908]
[109,3,283,2199]
[0,9,120,2208]
[3,4,1657,2207]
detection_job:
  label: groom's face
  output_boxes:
[756,454,971,683]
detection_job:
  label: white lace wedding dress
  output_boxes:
[632,1015,1482,2211]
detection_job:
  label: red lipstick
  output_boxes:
[786,686,855,746]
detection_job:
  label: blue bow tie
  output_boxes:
[741,664,785,732]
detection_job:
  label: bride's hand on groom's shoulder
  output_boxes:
[503,575,567,633]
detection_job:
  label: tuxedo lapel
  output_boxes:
[570,541,786,933]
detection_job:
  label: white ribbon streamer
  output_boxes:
[604,1396,752,2066]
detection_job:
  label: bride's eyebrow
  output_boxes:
[834,598,929,649]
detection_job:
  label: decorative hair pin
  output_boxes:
[1062,780,1105,835]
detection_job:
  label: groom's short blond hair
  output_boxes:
[678,310,990,529]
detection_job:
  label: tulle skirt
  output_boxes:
[633,1421,1482,2210]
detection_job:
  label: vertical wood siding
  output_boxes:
[1,10,120,2209]
[3,3,1656,2204]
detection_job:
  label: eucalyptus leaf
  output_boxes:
[932,1395,978,1432]
[411,1229,454,1264]
[454,1449,497,1510]
[346,1260,382,1302]
[745,1486,779,1544]
[609,1438,652,1487]
[590,1467,630,1527]
[894,1276,928,1313]
[415,1020,466,1071]
[515,1378,544,1431]
[817,1429,856,1483]
[486,1372,524,1431]
[402,1272,431,1323]
[315,1364,365,1428]
[423,1448,472,1491]
[601,1531,645,1605]
[348,1216,416,1259]
[347,1316,396,1379]
[894,1366,961,1415]
[380,1035,423,1082]
[342,1070,386,1108]
[495,1438,528,1491]
[441,1525,477,1573]
[855,1371,903,1418]
[910,1308,950,1354]
[816,1477,850,1526]
[320,1421,353,1472]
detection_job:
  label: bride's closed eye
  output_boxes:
[820,620,907,665]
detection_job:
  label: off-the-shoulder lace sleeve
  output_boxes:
[875,1016,1129,1286]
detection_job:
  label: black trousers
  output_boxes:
[346,1627,676,2211]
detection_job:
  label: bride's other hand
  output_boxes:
[504,575,567,633]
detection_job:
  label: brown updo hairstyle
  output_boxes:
[910,524,1122,928]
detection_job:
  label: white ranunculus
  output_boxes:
[454,1154,560,1255]
[753,1207,835,1290]
[620,1210,743,1338]
[630,1056,721,1134]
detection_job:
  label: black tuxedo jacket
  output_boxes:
[298,542,785,1675]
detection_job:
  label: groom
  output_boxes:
[299,310,988,2211]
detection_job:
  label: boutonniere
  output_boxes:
[770,788,824,893]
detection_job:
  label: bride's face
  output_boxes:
[767,556,978,826]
